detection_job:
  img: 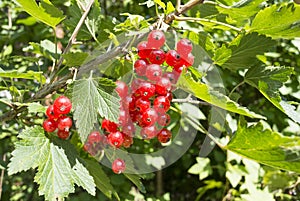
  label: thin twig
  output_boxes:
[176,0,181,11]
[172,98,211,105]
[174,16,242,32]
[0,154,6,201]
[52,0,95,80]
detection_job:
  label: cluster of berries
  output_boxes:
[43,96,73,139]
[84,30,194,174]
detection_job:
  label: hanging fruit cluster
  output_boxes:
[83,30,194,174]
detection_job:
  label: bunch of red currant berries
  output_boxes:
[84,30,194,174]
[43,96,73,140]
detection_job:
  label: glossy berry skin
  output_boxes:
[137,41,152,59]
[163,71,179,85]
[115,80,128,98]
[165,50,182,67]
[102,119,118,133]
[155,77,172,96]
[57,129,70,140]
[53,96,72,115]
[135,82,156,99]
[157,113,171,126]
[165,92,173,101]
[157,128,172,143]
[134,59,148,76]
[108,131,124,148]
[145,64,162,82]
[147,30,165,49]
[123,134,133,148]
[57,116,73,131]
[149,49,166,65]
[118,109,129,126]
[112,158,126,174]
[140,125,158,139]
[140,108,158,127]
[46,105,60,119]
[153,96,170,112]
[176,38,193,56]
[122,121,136,136]
[135,98,151,112]
[43,118,57,132]
[88,131,102,143]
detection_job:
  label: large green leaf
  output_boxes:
[177,73,264,119]
[15,0,65,28]
[72,75,120,143]
[249,3,300,39]
[7,126,96,201]
[226,118,300,173]
[244,66,300,123]
[213,33,275,70]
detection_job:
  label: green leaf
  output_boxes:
[244,66,300,123]
[8,126,96,200]
[213,33,275,70]
[124,174,146,193]
[177,73,265,119]
[154,0,166,10]
[249,3,300,39]
[84,158,119,200]
[72,76,120,142]
[15,0,65,28]
[28,102,46,113]
[225,118,300,174]
[188,157,212,180]
[0,70,46,83]
[62,52,89,67]
[166,2,175,14]
[84,0,101,41]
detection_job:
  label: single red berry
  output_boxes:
[134,59,148,76]
[83,141,92,152]
[176,38,193,56]
[43,118,57,132]
[186,53,195,67]
[165,92,173,101]
[112,158,126,174]
[115,80,128,98]
[123,134,134,148]
[135,98,151,113]
[153,96,170,112]
[157,128,172,143]
[140,125,158,139]
[128,95,137,112]
[137,41,152,59]
[118,109,129,126]
[147,30,165,49]
[130,78,146,92]
[102,119,118,133]
[155,77,172,95]
[145,64,162,82]
[140,108,158,127]
[57,116,73,131]
[53,96,72,115]
[57,129,70,140]
[122,121,136,136]
[46,105,60,119]
[108,131,124,148]
[135,82,156,99]
[165,50,181,67]
[163,71,179,85]
[149,49,166,65]
[157,113,171,126]
[129,110,140,123]
[88,131,102,144]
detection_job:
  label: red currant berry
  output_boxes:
[155,77,172,95]
[165,50,181,67]
[157,113,171,126]
[147,30,165,49]
[53,96,72,115]
[46,105,60,119]
[145,64,162,82]
[112,158,126,174]
[134,59,148,76]
[165,92,173,102]
[163,71,179,85]
[140,108,158,127]
[135,82,156,99]
[102,119,118,133]
[129,110,140,123]
[157,128,172,143]
[115,80,128,98]
[140,125,158,139]
[57,116,73,131]
[128,95,137,112]
[131,78,146,92]
[153,96,170,112]
[122,121,136,136]
[83,141,92,152]
[123,134,134,148]
[137,41,152,59]
[57,129,70,140]
[108,131,124,148]
[118,109,129,126]
[176,38,193,56]
[88,131,102,143]
[43,118,57,132]
[149,49,166,65]
[135,98,151,113]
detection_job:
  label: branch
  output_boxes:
[172,98,210,105]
